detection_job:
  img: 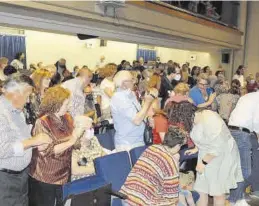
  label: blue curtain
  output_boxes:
[137,49,156,62]
[0,35,26,67]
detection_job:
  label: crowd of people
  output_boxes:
[0,53,258,206]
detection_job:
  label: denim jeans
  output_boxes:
[247,133,259,192]
[229,130,252,203]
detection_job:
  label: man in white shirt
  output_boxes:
[62,68,93,118]
[228,91,259,204]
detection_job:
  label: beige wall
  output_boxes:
[25,30,223,73]
[244,1,259,76]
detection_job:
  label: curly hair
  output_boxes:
[39,86,70,116]
[163,125,188,148]
[165,101,196,132]
[229,79,241,95]
[31,69,52,91]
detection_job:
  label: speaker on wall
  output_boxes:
[221,53,230,64]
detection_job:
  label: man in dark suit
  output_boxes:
[159,66,181,108]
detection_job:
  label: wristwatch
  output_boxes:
[202,159,208,165]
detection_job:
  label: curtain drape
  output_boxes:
[137,49,156,62]
[0,35,26,67]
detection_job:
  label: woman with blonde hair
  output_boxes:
[24,68,52,125]
[99,63,117,121]
[29,86,82,206]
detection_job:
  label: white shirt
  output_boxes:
[11,59,24,70]
[62,78,85,118]
[229,91,259,133]
[233,74,245,87]
[100,78,115,110]
[0,70,7,81]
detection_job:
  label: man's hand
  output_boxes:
[33,133,52,146]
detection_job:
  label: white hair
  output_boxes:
[113,70,132,88]
[3,80,31,94]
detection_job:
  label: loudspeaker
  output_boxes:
[221,53,230,64]
[77,34,98,40]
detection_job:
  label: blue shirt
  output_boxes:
[111,89,145,148]
[189,86,214,106]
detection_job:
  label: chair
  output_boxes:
[63,175,107,202]
[96,129,115,151]
[94,151,131,191]
[129,146,148,166]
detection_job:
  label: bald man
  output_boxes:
[62,68,93,118]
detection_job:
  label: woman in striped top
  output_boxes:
[120,126,187,206]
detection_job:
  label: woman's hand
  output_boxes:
[196,162,206,174]
[184,147,198,155]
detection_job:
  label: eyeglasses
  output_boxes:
[198,82,208,87]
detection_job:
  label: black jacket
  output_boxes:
[159,75,174,109]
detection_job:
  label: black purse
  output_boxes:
[133,103,153,146]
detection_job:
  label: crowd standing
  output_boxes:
[0,53,258,206]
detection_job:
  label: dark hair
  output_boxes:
[49,73,61,87]
[166,66,177,76]
[3,65,17,76]
[236,65,245,75]
[215,70,223,77]
[202,66,210,73]
[121,60,126,65]
[229,79,241,95]
[15,52,24,60]
[4,73,34,88]
[163,126,187,148]
[191,66,200,76]
[165,101,196,132]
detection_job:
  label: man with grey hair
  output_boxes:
[111,70,157,151]
[0,74,52,206]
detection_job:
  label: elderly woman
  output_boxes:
[98,63,117,121]
[24,69,52,125]
[71,116,105,181]
[120,126,187,206]
[29,86,83,206]
[187,110,243,206]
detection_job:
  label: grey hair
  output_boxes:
[113,70,132,88]
[3,74,34,94]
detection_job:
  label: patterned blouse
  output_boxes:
[72,136,104,181]
[216,93,240,121]
[30,113,74,185]
[120,145,179,206]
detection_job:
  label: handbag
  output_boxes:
[133,103,153,145]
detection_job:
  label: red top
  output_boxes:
[153,114,168,144]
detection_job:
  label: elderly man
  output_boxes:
[62,68,93,118]
[228,91,259,205]
[111,70,157,151]
[0,74,51,206]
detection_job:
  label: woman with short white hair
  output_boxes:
[71,116,106,181]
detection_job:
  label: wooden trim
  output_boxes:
[128,1,243,36]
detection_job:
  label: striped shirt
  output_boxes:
[0,96,32,171]
[120,145,179,206]
[30,113,74,185]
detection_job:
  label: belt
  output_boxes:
[228,125,251,134]
[0,168,26,175]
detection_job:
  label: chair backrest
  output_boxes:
[63,175,107,201]
[129,146,148,166]
[96,129,115,151]
[94,151,131,191]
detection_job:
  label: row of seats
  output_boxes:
[63,130,199,206]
